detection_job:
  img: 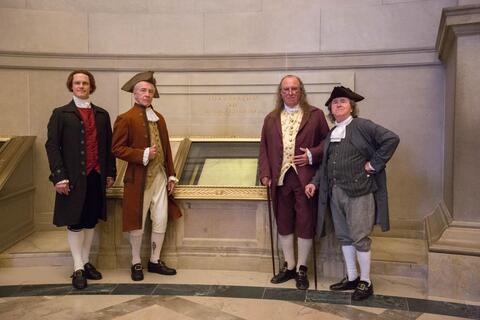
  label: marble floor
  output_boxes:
[0,266,478,320]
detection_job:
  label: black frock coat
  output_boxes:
[311,118,399,237]
[45,100,116,227]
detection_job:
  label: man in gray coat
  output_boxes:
[46,70,116,289]
[305,86,399,300]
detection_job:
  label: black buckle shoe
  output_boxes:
[295,265,309,290]
[71,269,87,289]
[329,276,360,291]
[148,260,177,275]
[352,281,373,301]
[131,263,144,281]
[84,262,102,280]
[270,262,296,284]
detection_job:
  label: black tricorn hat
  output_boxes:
[121,71,159,98]
[325,86,364,106]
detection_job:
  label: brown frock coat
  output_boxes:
[112,104,181,232]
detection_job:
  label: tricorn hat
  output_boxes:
[121,71,159,98]
[325,86,364,106]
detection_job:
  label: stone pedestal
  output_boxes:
[98,192,344,277]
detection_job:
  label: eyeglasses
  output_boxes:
[281,87,299,94]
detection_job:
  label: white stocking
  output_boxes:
[67,229,85,271]
[357,250,371,284]
[342,245,358,281]
[297,237,312,271]
[278,233,295,270]
[129,230,143,265]
[150,232,165,263]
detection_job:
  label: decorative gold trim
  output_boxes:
[106,137,265,200]
[173,138,191,179]
[186,136,260,142]
[174,185,267,200]
[106,187,125,199]
[0,137,10,154]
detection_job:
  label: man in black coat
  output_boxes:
[45,70,116,289]
[305,86,399,301]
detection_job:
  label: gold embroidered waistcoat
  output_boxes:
[146,121,165,187]
[278,109,303,186]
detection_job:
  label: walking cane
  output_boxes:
[312,224,318,290]
[266,185,276,277]
[311,189,318,290]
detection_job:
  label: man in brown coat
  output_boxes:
[258,75,329,290]
[112,71,180,281]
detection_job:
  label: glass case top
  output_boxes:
[179,141,260,186]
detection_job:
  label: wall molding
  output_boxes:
[436,4,480,62]
[425,202,480,257]
[0,48,440,72]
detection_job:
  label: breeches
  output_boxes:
[330,185,375,252]
[139,170,168,233]
[276,169,316,239]
[68,170,102,230]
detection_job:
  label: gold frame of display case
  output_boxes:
[173,137,267,201]
[0,137,10,154]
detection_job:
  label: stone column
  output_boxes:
[427,4,480,301]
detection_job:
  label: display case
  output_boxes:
[0,136,36,253]
[174,137,266,200]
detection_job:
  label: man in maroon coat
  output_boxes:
[258,75,329,290]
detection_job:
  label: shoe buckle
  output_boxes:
[134,264,143,271]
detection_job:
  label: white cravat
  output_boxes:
[284,104,300,113]
[330,116,353,142]
[145,107,159,122]
[73,96,91,109]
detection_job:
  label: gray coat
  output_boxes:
[311,118,399,236]
[45,100,116,227]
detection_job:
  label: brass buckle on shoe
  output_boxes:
[357,283,367,291]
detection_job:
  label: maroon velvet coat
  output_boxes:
[112,104,181,232]
[258,106,329,214]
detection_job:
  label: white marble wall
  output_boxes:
[0,0,465,230]
[0,0,461,54]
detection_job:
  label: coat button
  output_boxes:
[80,140,84,144]
[80,151,85,155]
[81,130,85,134]
[82,171,86,176]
